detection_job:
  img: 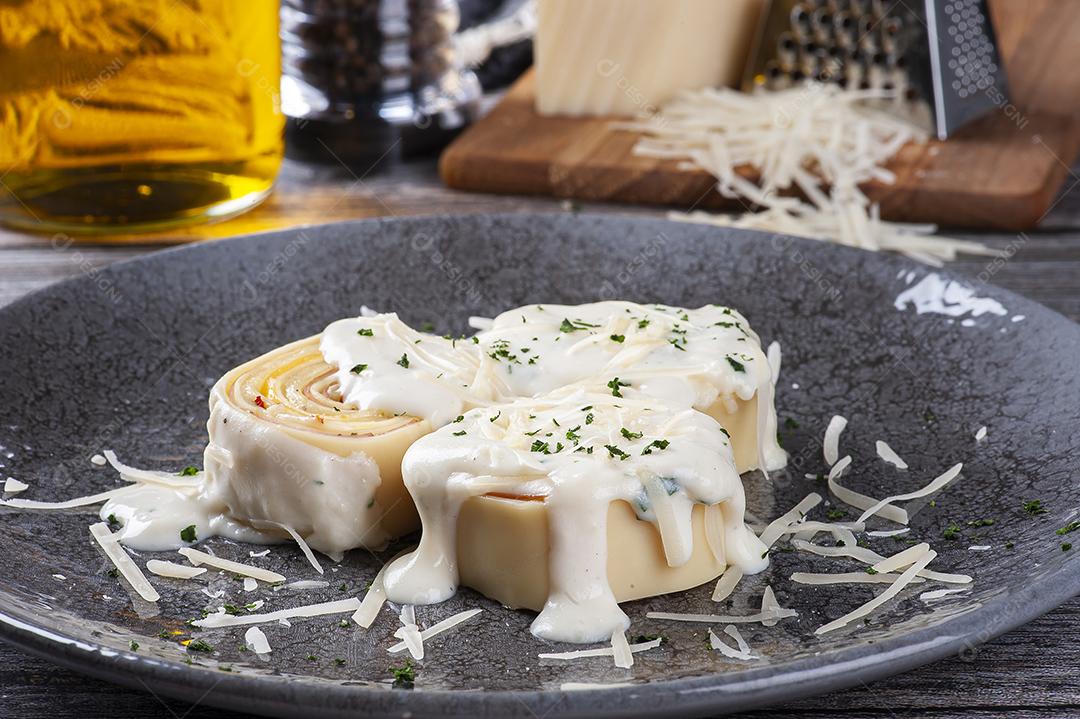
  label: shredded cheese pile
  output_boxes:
[617,84,994,266]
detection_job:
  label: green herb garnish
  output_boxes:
[187,639,214,653]
[179,466,199,477]
[180,524,197,543]
[604,445,630,461]
[350,363,368,374]
[357,328,374,336]
[610,334,625,343]
[396,353,410,368]
[620,428,642,441]
[560,318,599,333]
[641,439,670,455]
[725,356,746,373]
[390,659,416,688]
[607,377,629,397]
[1023,499,1047,516]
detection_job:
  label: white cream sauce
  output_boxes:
[381,389,768,643]
[322,301,785,470]
[103,380,386,556]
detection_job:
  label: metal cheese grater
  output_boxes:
[742,0,1009,139]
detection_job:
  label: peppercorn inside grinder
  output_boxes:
[743,0,1009,140]
[281,0,482,166]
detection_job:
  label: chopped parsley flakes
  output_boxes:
[357,328,374,336]
[604,445,630,461]
[396,353,410,369]
[179,466,199,477]
[390,659,416,687]
[607,377,629,397]
[1057,521,1080,536]
[1022,499,1047,516]
[350,363,367,374]
[641,439,670,455]
[559,318,598,333]
[180,524,197,543]
[725,356,746,373]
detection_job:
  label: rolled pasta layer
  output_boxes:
[199,336,431,554]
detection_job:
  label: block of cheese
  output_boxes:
[535,0,764,117]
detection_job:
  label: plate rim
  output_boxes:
[1,212,1078,718]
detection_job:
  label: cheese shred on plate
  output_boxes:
[815,548,938,635]
[145,559,207,580]
[89,522,159,602]
[244,626,272,655]
[388,608,483,655]
[538,637,661,661]
[823,416,847,467]
[195,598,361,628]
[178,547,286,584]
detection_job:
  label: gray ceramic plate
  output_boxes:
[0,214,1077,718]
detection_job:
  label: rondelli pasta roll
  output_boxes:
[381,392,768,644]
[102,336,430,555]
[199,336,430,554]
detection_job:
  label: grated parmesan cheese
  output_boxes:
[90,454,107,466]
[0,486,134,510]
[815,548,937,635]
[394,605,424,660]
[975,426,988,441]
[539,637,661,661]
[791,539,970,584]
[871,543,932,574]
[875,441,908,470]
[712,493,822,602]
[823,416,847,466]
[791,571,923,585]
[253,521,323,575]
[243,578,258,592]
[102,450,200,489]
[388,608,483,655]
[868,528,910,538]
[709,625,755,660]
[620,84,992,264]
[610,629,634,668]
[921,587,971,601]
[177,547,286,584]
[3,478,28,493]
[853,463,963,525]
[145,559,207,580]
[89,522,159,602]
[194,598,361,628]
[244,626,271,655]
[827,456,909,525]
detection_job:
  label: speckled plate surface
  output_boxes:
[0,213,1077,718]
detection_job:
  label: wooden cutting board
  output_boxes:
[441,1,1080,231]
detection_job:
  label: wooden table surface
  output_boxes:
[1,156,1078,718]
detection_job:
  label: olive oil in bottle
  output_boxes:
[0,0,284,235]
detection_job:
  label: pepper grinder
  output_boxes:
[281,0,483,166]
